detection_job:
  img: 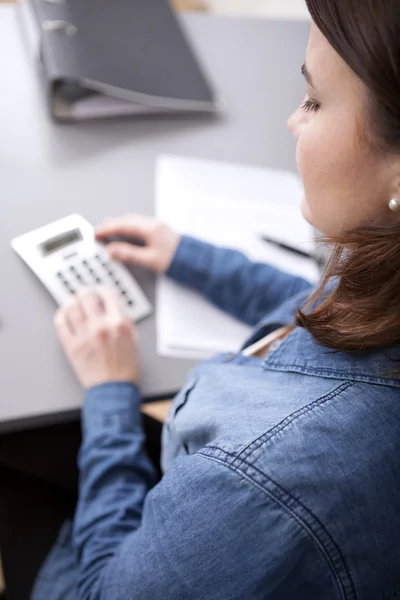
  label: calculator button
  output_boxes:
[86,266,96,278]
[68,266,86,286]
[57,273,66,283]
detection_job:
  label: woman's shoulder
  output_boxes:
[202,373,400,473]
[167,326,400,469]
[164,342,400,595]
[197,377,400,596]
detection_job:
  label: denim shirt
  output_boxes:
[32,236,400,600]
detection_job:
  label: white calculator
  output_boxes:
[11,214,152,322]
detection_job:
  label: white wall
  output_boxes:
[206,0,310,20]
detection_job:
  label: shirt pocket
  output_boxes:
[165,376,198,428]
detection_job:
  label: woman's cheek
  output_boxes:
[296,131,312,194]
[295,128,322,227]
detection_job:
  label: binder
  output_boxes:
[18,0,220,122]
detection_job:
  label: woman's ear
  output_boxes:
[385,157,400,215]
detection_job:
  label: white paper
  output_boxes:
[155,155,319,359]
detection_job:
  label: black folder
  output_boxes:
[19,0,220,122]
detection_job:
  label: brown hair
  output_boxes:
[293,0,400,353]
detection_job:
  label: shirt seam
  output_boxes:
[263,361,400,388]
[235,381,354,462]
[260,326,400,387]
[198,382,357,599]
[198,450,356,600]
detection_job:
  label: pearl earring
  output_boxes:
[389,198,400,212]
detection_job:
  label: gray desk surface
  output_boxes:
[0,5,309,431]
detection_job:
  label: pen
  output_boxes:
[259,235,316,260]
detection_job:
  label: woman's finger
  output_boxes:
[78,288,104,320]
[97,287,125,321]
[54,308,73,342]
[95,215,152,241]
[106,242,154,268]
[63,296,86,335]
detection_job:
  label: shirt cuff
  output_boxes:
[166,235,216,289]
[83,382,142,437]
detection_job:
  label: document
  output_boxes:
[155,155,320,359]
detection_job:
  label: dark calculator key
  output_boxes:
[64,282,74,294]
[127,300,134,307]
[95,255,106,267]
[95,277,102,284]
[121,289,127,296]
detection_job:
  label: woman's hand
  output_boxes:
[95,215,180,274]
[54,288,140,390]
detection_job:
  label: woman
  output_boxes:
[2,0,400,597]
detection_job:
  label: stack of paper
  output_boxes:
[155,155,320,359]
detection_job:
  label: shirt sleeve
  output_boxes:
[73,384,341,600]
[166,236,313,326]
[73,382,158,597]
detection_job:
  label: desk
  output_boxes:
[0,6,309,431]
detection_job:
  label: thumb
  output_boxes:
[107,242,155,270]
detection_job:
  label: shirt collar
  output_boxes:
[263,325,400,388]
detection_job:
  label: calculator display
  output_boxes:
[40,229,83,256]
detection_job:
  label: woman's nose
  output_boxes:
[287,109,301,139]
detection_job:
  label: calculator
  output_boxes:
[11,214,152,322]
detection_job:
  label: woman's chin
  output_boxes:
[300,196,315,227]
